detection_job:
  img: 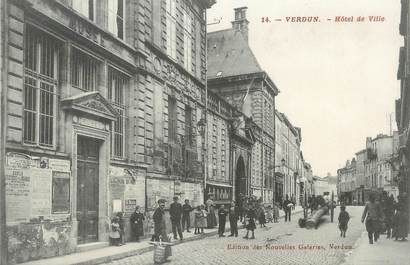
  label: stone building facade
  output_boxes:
[207,7,278,204]
[1,0,215,263]
[396,0,410,232]
[275,111,303,205]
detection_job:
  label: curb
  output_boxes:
[340,231,366,265]
[74,209,304,265]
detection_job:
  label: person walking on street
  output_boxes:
[130,206,145,242]
[218,205,228,237]
[385,194,396,239]
[361,194,383,244]
[170,196,183,240]
[393,193,409,241]
[338,205,350,237]
[152,199,168,242]
[243,206,256,239]
[228,201,239,237]
[283,195,293,222]
[258,205,266,227]
[182,199,193,232]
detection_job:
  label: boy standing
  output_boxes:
[218,205,228,237]
[338,205,350,237]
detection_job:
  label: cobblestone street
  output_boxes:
[103,206,365,265]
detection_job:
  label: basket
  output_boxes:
[153,236,172,264]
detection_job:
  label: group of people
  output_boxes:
[336,191,409,244]
[361,192,408,244]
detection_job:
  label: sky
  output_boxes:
[207,0,403,177]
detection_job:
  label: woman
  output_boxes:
[393,194,409,241]
[206,194,217,228]
[130,206,145,242]
[361,194,383,244]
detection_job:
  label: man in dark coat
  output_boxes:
[182,199,193,232]
[152,199,167,242]
[283,195,293,222]
[170,196,183,240]
[130,206,145,242]
[218,205,228,237]
[362,194,383,244]
[228,201,239,237]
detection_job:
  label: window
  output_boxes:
[168,96,177,142]
[24,25,60,147]
[72,0,95,21]
[184,106,193,146]
[108,66,128,158]
[71,48,101,91]
[153,82,164,149]
[108,0,125,39]
[183,11,192,72]
[166,0,176,59]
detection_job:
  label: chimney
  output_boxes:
[231,7,249,42]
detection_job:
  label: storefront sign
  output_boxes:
[49,159,71,172]
[6,153,30,169]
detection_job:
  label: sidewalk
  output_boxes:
[20,207,303,265]
[342,231,410,265]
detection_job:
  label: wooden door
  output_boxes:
[77,136,100,244]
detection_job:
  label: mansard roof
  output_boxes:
[207,28,263,79]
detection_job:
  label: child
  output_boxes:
[193,206,202,234]
[258,205,266,228]
[199,204,208,234]
[243,207,256,239]
[273,202,280,223]
[218,205,227,237]
[110,216,121,246]
[266,205,273,223]
[338,205,350,238]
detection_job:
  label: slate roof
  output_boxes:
[207,29,263,79]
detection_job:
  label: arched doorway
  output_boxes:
[235,156,247,200]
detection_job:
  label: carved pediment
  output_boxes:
[61,91,118,122]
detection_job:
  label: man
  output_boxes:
[228,201,239,237]
[182,199,193,232]
[170,196,183,240]
[218,205,228,237]
[283,195,293,222]
[361,194,382,244]
[152,199,167,242]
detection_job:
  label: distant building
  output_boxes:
[274,111,303,204]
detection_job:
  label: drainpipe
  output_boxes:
[0,0,8,263]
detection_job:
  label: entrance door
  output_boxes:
[235,156,247,200]
[77,136,100,244]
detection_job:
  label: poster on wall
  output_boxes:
[5,168,31,222]
[31,168,52,217]
[52,171,70,213]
